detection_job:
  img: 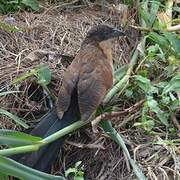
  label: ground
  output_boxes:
[0,2,179,180]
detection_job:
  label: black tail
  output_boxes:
[13,89,80,173]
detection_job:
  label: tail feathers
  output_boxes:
[30,108,58,137]
[13,89,80,173]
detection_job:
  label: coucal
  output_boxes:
[13,25,124,173]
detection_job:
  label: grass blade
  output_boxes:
[0,155,65,180]
[0,91,19,97]
[0,130,42,146]
[100,120,146,180]
[0,109,29,129]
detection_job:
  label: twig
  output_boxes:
[91,99,145,131]
[130,24,180,32]
[167,24,180,32]
[171,113,180,131]
[66,141,105,150]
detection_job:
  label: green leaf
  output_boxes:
[156,112,169,126]
[147,96,169,126]
[149,1,160,27]
[147,96,159,112]
[114,64,128,84]
[139,3,151,27]
[0,155,65,180]
[169,99,180,111]
[147,44,159,57]
[65,168,76,177]
[21,0,40,11]
[0,109,29,129]
[100,120,146,180]
[0,130,42,146]
[164,32,180,54]
[135,75,151,92]
[163,74,180,94]
[139,0,160,28]
[148,32,170,50]
[135,75,150,84]
[134,120,155,132]
[36,65,51,86]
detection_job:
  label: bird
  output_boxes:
[12,24,125,174]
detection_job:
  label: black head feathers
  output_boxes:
[85,24,125,42]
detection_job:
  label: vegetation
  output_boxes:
[0,0,40,14]
[0,0,179,179]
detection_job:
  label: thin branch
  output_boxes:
[130,24,180,32]
[66,141,105,150]
[92,99,145,127]
[171,113,180,131]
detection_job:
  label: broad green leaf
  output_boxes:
[139,0,160,28]
[0,155,65,180]
[0,130,42,145]
[147,96,169,126]
[163,74,180,94]
[139,3,151,27]
[147,96,159,112]
[164,32,180,54]
[21,0,40,11]
[148,32,169,50]
[135,75,151,92]
[36,65,51,86]
[0,109,29,129]
[149,0,160,27]
[156,112,169,126]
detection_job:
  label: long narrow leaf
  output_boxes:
[0,173,8,180]
[0,155,65,180]
[0,109,29,129]
[0,130,42,146]
[100,120,146,180]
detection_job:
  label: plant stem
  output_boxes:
[103,48,139,104]
[0,121,86,156]
[100,120,146,180]
[41,121,86,144]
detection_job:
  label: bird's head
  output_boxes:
[85,24,125,43]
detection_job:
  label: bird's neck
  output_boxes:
[98,40,113,68]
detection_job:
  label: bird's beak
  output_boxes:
[111,28,125,37]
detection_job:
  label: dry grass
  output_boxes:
[0,2,179,180]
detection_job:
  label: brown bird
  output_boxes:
[12,24,125,174]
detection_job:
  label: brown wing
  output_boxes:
[78,61,113,121]
[56,61,79,119]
